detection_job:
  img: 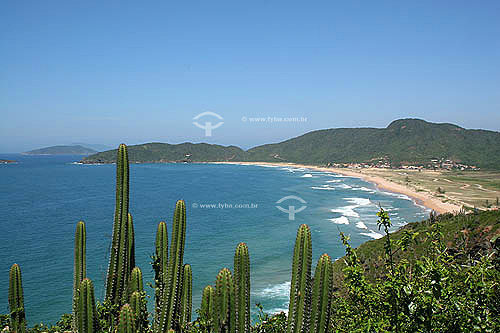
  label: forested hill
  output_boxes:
[82,142,246,163]
[82,119,500,169]
[246,119,500,169]
[25,145,97,155]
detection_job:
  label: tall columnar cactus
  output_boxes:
[128,213,135,271]
[200,285,215,327]
[159,200,187,331]
[154,221,168,328]
[8,264,26,333]
[73,221,87,330]
[106,143,135,306]
[287,224,312,333]
[215,268,236,333]
[234,243,250,333]
[129,291,147,332]
[310,253,333,333]
[118,304,136,333]
[179,264,193,329]
[77,278,97,333]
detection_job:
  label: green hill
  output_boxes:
[24,145,97,155]
[82,142,246,163]
[246,119,500,169]
[83,119,500,169]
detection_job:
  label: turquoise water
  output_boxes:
[0,154,428,325]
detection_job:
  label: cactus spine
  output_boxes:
[77,278,97,333]
[118,304,136,333]
[106,144,135,306]
[159,200,187,331]
[287,224,312,333]
[215,268,236,333]
[234,243,250,333]
[73,221,87,330]
[310,254,333,333]
[8,264,26,333]
[179,264,193,330]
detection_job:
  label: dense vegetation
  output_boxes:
[82,142,246,163]
[4,144,499,332]
[83,119,500,169]
[24,145,97,155]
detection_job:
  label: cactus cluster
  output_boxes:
[158,200,189,331]
[5,143,337,333]
[106,143,135,307]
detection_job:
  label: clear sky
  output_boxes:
[1,1,499,152]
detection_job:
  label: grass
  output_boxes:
[354,168,500,209]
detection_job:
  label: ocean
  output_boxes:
[0,154,429,325]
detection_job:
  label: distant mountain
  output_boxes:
[82,142,246,163]
[25,145,97,155]
[246,119,500,169]
[71,143,112,152]
[82,119,500,169]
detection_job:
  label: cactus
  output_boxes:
[73,221,87,330]
[8,264,26,333]
[215,268,236,333]
[200,285,215,328]
[106,143,135,306]
[159,200,187,331]
[128,213,135,271]
[118,304,136,333]
[77,278,97,333]
[128,266,144,296]
[154,220,169,327]
[310,253,333,333]
[287,224,312,333]
[129,291,147,332]
[234,243,250,333]
[179,264,192,330]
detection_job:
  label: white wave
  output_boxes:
[329,174,359,178]
[356,221,368,229]
[352,186,376,193]
[360,230,384,239]
[331,206,359,218]
[252,282,290,299]
[326,179,341,183]
[311,186,335,190]
[329,216,350,224]
[381,191,412,201]
[255,164,280,168]
[301,173,313,178]
[345,197,372,206]
[334,184,352,189]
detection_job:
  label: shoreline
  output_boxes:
[210,161,462,214]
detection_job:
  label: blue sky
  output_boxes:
[1,1,499,152]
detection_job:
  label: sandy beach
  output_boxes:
[212,161,463,214]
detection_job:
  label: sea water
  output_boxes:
[0,154,428,325]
